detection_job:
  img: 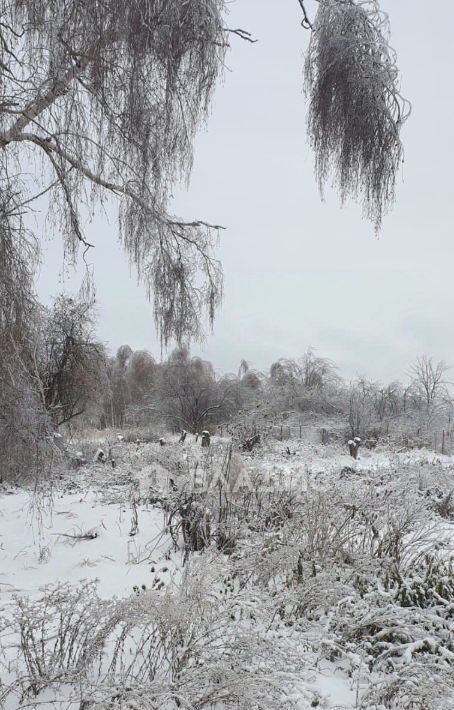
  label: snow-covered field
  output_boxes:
[1,435,453,709]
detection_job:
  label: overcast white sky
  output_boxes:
[37,0,454,381]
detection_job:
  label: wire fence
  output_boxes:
[216,422,336,444]
[216,421,454,455]
[400,427,454,455]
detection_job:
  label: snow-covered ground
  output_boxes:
[1,435,453,709]
[0,491,176,601]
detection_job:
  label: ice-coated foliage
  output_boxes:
[3,564,307,709]
[304,0,411,230]
[0,186,52,482]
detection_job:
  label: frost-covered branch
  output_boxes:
[304,0,411,230]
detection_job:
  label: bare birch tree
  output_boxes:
[0,0,228,344]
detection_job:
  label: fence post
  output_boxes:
[280,425,283,441]
[299,425,302,439]
[442,430,445,455]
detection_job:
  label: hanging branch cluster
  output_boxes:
[0,0,229,345]
[303,0,411,231]
[0,184,53,480]
[0,184,40,372]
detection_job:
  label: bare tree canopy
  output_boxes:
[303,0,410,230]
[0,0,227,344]
[36,295,106,426]
[410,356,451,413]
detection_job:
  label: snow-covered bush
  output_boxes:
[2,583,117,698]
[361,663,454,709]
[393,555,454,610]
[325,554,454,709]
[2,559,317,709]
